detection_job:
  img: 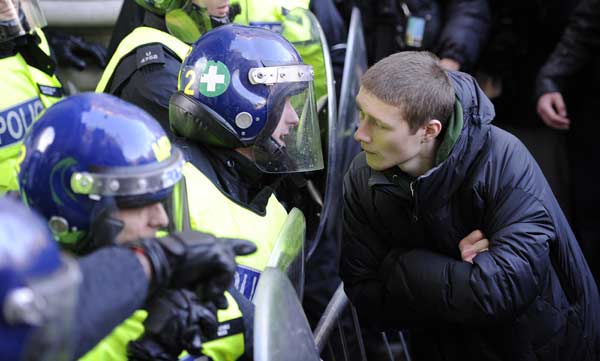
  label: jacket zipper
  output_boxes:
[410,181,419,222]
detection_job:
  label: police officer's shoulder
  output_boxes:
[134,43,169,69]
[108,42,181,95]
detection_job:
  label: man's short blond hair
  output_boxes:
[361,51,455,133]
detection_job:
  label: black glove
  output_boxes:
[128,230,256,307]
[45,28,108,70]
[127,289,217,361]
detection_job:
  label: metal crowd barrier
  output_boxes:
[314,283,412,361]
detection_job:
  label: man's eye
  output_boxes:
[359,110,367,121]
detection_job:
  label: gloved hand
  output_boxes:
[127,289,217,361]
[127,230,256,308]
[45,28,108,70]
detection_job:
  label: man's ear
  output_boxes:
[424,119,442,141]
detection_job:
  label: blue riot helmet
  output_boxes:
[0,197,81,361]
[0,0,47,43]
[135,0,239,43]
[169,24,324,173]
[19,93,185,254]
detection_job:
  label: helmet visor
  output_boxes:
[0,0,47,43]
[4,257,81,361]
[69,147,184,198]
[251,65,324,173]
[51,148,185,250]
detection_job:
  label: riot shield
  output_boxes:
[306,7,366,259]
[266,207,306,299]
[253,267,320,361]
[337,7,366,174]
[281,7,335,104]
[280,8,341,259]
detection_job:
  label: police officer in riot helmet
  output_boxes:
[168,24,323,304]
[18,92,256,360]
[97,0,240,132]
[170,24,323,175]
[0,196,247,361]
[0,0,64,195]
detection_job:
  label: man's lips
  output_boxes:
[362,148,375,155]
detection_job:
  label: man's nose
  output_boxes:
[354,121,371,143]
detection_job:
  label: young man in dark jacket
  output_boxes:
[340,51,600,360]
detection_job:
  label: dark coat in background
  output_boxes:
[478,0,581,128]
[535,0,600,98]
[346,0,490,70]
[534,0,600,291]
[340,71,600,360]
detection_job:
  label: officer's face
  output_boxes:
[354,87,426,171]
[111,202,169,243]
[0,0,19,21]
[195,0,230,17]
[272,97,300,146]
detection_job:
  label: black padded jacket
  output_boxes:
[341,71,600,360]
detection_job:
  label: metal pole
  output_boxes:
[314,283,349,352]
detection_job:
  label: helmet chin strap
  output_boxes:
[255,136,296,173]
[73,206,124,255]
[0,10,27,42]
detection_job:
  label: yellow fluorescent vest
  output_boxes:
[232,0,327,100]
[0,29,63,194]
[182,162,288,300]
[233,0,310,25]
[80,292,245,361]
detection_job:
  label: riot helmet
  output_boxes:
[19,93,185,254]
[0,197,81,361]
[0,0,46,43]
[169,24,324,173]
[135,0,238,43]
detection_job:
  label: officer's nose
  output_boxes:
[148,202,169,228]
[283,98,299,126]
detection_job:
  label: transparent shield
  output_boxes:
[253,82,324,173]
[253,267,320,361]
[337,7,366,174]
[5,257,82,361]
[0,0,47,42]
[164,170,192,233]
[20,0,45,29]
[308,7,366,260]
[307,7,365,260]
[266,207,305,298]
[280,7,328,102]
[283,8,340,259]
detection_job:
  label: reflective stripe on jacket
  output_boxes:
[0,29,63,193]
